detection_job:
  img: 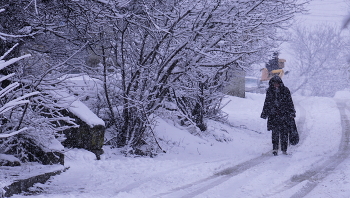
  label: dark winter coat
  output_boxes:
[261,76,296,131]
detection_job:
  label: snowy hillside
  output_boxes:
[9,91,350,198]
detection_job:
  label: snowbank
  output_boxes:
[334,90,350,99]
[0,154,19,163]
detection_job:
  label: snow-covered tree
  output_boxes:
[0,0,308,155]
[0,45,38,139]
[73,0,307,151]
[285,24,349,96]
[0,6,79,163]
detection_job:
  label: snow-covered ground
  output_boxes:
[10,91,350,198]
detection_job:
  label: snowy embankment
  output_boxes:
[10,91,350,198]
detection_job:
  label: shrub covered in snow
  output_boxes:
[0,45,68,165]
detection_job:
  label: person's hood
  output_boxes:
[268,75,284,88]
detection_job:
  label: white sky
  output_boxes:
[298,0,349,26]
[278,0,350,71]
[253,0,350,78]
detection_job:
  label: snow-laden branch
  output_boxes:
[0,54,31,71]
[93,0,131,7]
[0,81,19,98]
[93,0,112,4]
[0,92,40,115]
[0,73,15,83]
[24,0,39,15]
[261,15,294,25]
[34,41,88,87]
[244,0,264,15]
[0,43,19,60]
[199,54,244,67]
[0,44,37,138]
[0,32,37,41]
[0,127,28,139]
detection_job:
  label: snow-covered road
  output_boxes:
[11,92,350,198]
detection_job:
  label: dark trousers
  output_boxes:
[272,122,289,152]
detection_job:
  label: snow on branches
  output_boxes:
[0,44,39,139]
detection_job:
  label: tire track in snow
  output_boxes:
[114,157,233,193]
[151,152,272,198]
[151,100,307,198]
[264,100,350,197]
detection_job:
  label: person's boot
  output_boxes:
[273,150,278,156]
[282,151,288,155]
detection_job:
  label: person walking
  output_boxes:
[261,75,296,156]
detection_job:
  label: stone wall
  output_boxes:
[2,166,69,197]
[62,112,105,159]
